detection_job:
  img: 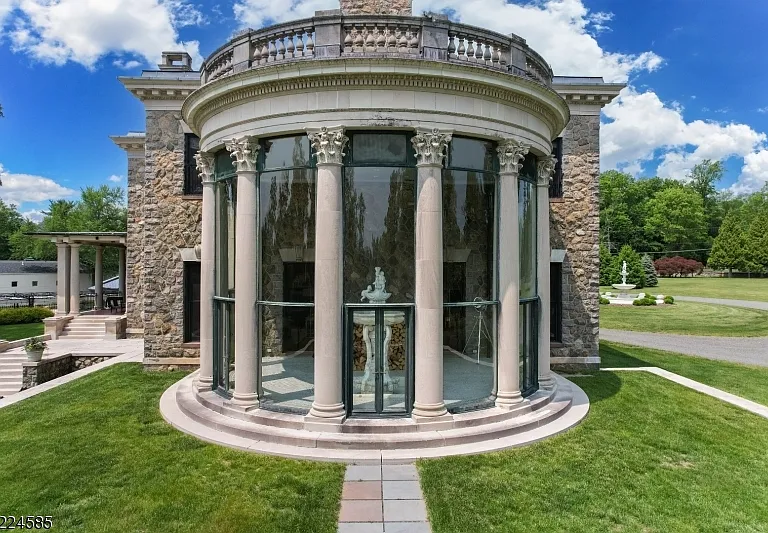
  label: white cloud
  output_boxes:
[113,59,142,70]
[757,107,768,114]
[601,87,767,187]
[233,0,660,83]
[21,209,44,223]
[4,0,203,69]
[0,163,76,204]
[734,150,768,194]
[107,174,123,183]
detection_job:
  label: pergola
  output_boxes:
[26,232,127,315]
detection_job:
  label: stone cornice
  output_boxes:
[119,76,200,103]
[183,57,570,137]
[552,82,624,115]
[110,134,145,156]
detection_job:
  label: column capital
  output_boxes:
[56,242,69,249]
[69,243,81,249]
[497,138,529,175]
[194,152,216,184]
[412,128,451,167]
[308,126,349,165]
[225,136,259,173]
[537,154,557,187]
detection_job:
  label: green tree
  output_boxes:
[611,245,645,288]
[0,200,24,259]
[688,159,723,213]
[599,243,612,286]
[745,211,768,273]
[644,187,708,252]
[708,211,747,275]
[641,254,658,287]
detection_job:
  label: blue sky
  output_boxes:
[1,0,767,221]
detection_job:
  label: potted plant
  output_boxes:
[24,337,47,362]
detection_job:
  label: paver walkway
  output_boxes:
[674,295,768,310]
[339,462,431,533]
[601,329,768,367]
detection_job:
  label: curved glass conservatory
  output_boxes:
[179,8,576,448]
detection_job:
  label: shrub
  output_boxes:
[632,297,657,306]
[654,256,704,277]
[610,245,645,288]
[0,307,54,326]
[599,297,610,305]
[642,254,658,287]
[664,296,675,305]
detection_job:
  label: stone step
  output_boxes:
[0,376,22,385]
[0,388,20,397]
[58,334,103,339]
[66,326,105,332]
[0,358,27,364]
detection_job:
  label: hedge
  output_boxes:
[0,307,54,325]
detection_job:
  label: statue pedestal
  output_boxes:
[353,310,405,393]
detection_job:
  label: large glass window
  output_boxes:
[519,152,538,395]
[442,137,497,412]
[258,135,316,413]
[184,133,202,195]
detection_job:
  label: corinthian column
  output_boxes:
[308,127,348,422]
[227,136,260,407]
[496,139,529,408]
[195,152,216,391]
[411,129,451,420]
[537,154,557,390]
[55,242,69,315]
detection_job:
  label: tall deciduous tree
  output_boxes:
[644,187,708,252]
[708,211,747,275]
[0,200,24,260]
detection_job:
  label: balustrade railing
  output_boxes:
[201,14,553,87]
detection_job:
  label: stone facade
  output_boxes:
[143,110,202,361]
[550,114,601,366]
[126,154,144,337]
[340,0,411,15]
[22,355,112,390]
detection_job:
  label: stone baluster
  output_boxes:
[226,136,260,408]
[457,35,466,59]
[344,27,353,52]
[354,26,364,50]
[295,30,305,57]
[537,154,557,390]
[466,38,475,60]
[304,29,314,56]
[496,138,529,409]
[447,33,456,57]
[286,33,295,59]
[411,129,452,422]
[365,25,375,51]
[195,152,216,392]
[376,26,386,50]
[307,127,349,426]
[387,27,397,50]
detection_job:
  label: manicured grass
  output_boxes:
[601,276,768,302]
[0,321,44,341]
[600,300,768,337]
[419,370,768,533]
[600,341,768,407]
[0,364,344,533]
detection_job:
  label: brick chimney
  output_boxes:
[340,0,412,16]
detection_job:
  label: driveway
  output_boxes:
[674,296,768,311]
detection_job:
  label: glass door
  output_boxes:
[345,305,413,416]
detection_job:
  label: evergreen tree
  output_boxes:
[745,211,768,274]
[708,211,747,276]
[641,254,658,287]
[612,245,645,288]
[599,243,612,286]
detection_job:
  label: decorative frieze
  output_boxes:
[194,152,215,183]
[308,127,349,165]
[225,136,259,172]
[536,154,557,186]
[497,139,529,174]
[411,128,451,166]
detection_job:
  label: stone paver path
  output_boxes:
[601,329,768,367]
[674,295,768,311]
[339,462,431,533]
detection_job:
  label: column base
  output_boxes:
[411,401,448,419]
[195,376,214,392]
[304,413,345,433]
[229,392,259,410]
[308,401,346,420]
[495,392,524,409]
[538,374,557,391]
[412,411,453,431]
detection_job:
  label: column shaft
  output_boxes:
[232,170,259,406]
[56,243,69,316]
[309,163,345,418]
[94,246,104,310]
[69,244,81,316]
[197,155,216,391]
[537,156,557,390]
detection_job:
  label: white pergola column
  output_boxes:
[195,152,216,391]
[537,155,557,390]
[495,139,529,409]
[118,247,126,300]
[94,245,104,310]
[227,136,260,408]
[411,129,452,420]
[307,127,348,421]
[55,242,70,316]
[69,243,81,316]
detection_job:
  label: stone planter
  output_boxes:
[26,350,44,363]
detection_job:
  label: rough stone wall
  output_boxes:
[143,110,202,361]
[22,357,73,390]
[126,154,144,337]
[340,0,411,15]
[549,114,600,365]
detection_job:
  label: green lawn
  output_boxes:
[419,370,768,533]
[0,364,344,533]
[600,341,768,407]
[0,322,44,341]
[600,300,768,337]
[600,276,768,302]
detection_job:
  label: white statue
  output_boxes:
[360,266,391,304]
[621,260,628,285]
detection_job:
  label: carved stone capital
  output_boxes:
[194,152,215,184]
[497,139,529,174]
[308,127,349,165]
[225,136,259,173]
[537,154,557,186]
[411,129,452,166]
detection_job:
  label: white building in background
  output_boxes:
[0,260,90,295]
